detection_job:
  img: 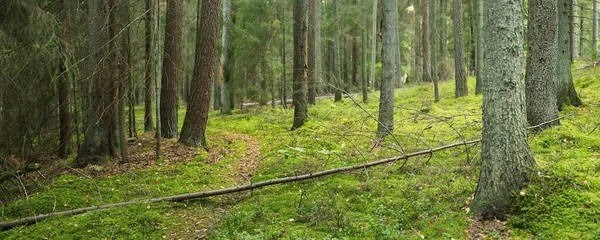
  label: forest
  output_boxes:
[0,0,599,238]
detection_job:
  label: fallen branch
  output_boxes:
[0,139,480,230]
[0,164,41,183]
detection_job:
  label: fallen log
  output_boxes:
[0,140,480,231]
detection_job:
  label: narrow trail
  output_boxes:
[165,131,263,240]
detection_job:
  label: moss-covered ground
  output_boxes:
[1,65,599,239]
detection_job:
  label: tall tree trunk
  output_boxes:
[376,0,398,139]
[179,0,221,148]
[160,0,183,138]
[109,0,128,163]
[307,0,317,104]
[422,0,432,83]
[281,0,288,107]
[75,0,116,168]
[370,0,378,89]
[431,0,439,101]
[123,1,136,138]
[291,0,308,130]
[412,0,422,83]
[453,0,467,97]
[525,0,559,129]
[221,0,235,113]
[571,0,579,60]
[557,0,582,108]
[472,0,533,220]
[440,0,447,60]
[144,0,155,132]
[333,0,342,102]
[362,0,369,102]
[594,0,598,55]
[475,0,483,94]
[580,4,584,58]
[58,49,71,159]
[315,0,322,97]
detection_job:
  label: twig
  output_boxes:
[0,139,480,230]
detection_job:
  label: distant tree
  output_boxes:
[525,0,559,129]
[280,0,288,106]
[556,0,582,108]
[431,0,439,102]
[144,0,155,132]
[472,0,533,219]
[160,0,183,138]
[453,0,467,97]
[75,0,117,168]
[361,0,369,102]
[475,0,483,94]
[572,0,579,60]
[370,0,378,89]
[593,0,598,55]
[422,0,432,83]
[412,0,422,83]
[291,0,308,130]
[179,0,221,148]
[221,0,235,113]
[333,0,342,102]
[376,0,398,139]
[308,0,317,105]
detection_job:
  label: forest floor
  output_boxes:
[1,64,600,239]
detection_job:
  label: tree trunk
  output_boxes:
[475,0,483,94]
[370,0,378,90]
[580,4,584,58]
[571,0,579,60]
[75,0,116,168]
[58,49,71,159]
[557,0,582,108]
[376,0,398,139]
[525,0,559,129]
[179,0,221,148]
[316,0,322,97]
[440,0,447,60]
[594,0,598,55]
[221,0,235,113]
[412,0,422,83]
[307,0,317,105]
[160,0,182,138]
[291,0,308,130]
[361,0,369,102]
[144,0,155,132]
[422,0,432,83]
[123,1,136,139]
[431,0,439,102]
[281,0,288,107]
[472,0,533,220]
[333,0,342,102]
[453,0,467,97]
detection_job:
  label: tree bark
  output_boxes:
[281,0,288,107]
[525,0,559,129]
[221,0,235,113]
[475,0,483,94]
[594,0,598,55]
[160,0,183,139]
[431,0,439,102]
[307,0,317,105]
[412,0,422,83]
[472,0,533,220]
[376,0,398,139]
[556,0,582,108]
[291,0,308,130]
[362,0,369,102]
[571,0,579,60]
[422,0,432,83]
[333,0,342,102]
[453,0,467,98]
[75,0,116,168]
[370,0,378,90]
[58,48,71,159]
[144,0,155,132]
[178,0,221,148]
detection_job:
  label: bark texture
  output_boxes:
[307,0,317,105]
[179,0,221,148]
[431,0,439,102]
[160,0,183,138]
[475,0,483,94]
[525,0,559,129]
[291,0,308,130]
[453,0,467,98]
[75,0,116,168]
[144,0,155,131]
[472,0,534,220]
[376,0,397,139]
[221,0,235,113]
[333,0,342,102]
[556,0,582,108]
[422,0,432,83]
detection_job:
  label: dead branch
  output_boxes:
[0,139,480,231]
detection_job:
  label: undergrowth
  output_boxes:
[1,63,599,239]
